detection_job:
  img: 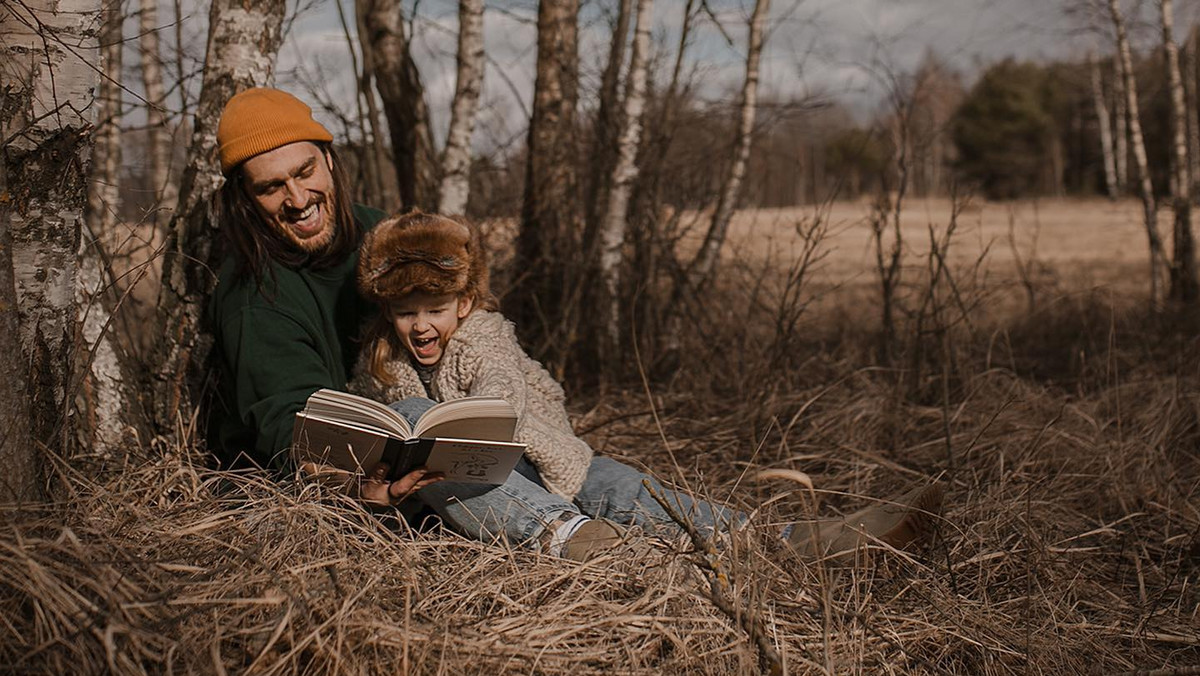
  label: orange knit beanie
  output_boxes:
[216,88,333,174]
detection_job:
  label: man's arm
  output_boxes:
[220,306,341,469]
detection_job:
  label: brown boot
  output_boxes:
[562,519,625,561]
[788,482,945,560]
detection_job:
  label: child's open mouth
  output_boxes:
[412,336,439,358]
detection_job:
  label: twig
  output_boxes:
[642,480,784,676]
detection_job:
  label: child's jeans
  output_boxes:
[388,398,744,549]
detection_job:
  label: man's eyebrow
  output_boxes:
[292,156,317,176]
[248,156,318,191]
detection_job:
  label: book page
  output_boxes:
[305,389,413,437]
[291,413,396,474]
[414,397,518,441]
[417,438,525,484]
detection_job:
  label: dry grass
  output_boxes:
[3,199,1200,674]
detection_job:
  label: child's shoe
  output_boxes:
[562,518,626,561]
[787,482,945,559]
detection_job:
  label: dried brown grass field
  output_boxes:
[2,199,1199,674]
[722,197,1152,286]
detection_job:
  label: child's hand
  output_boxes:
[360,465,444,506]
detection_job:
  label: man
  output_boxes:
[209,88,386,470]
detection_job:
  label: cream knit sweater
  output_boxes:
[348,310,592,499]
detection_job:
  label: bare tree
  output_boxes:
[360,0,439,210]
[85,0,123,236]
[1113,55,1128,192]
[1090,51,1119,199]
[78,1,140,455]
[152,0,286,435]
[512,0,582,374]
[438,0,485,216]
[141,0,174,226]
[585,0,633,236]
[686,0,771,291]
[1186,26,1199,193]
[1,0,101,497]
[1161,0,1198,302]
[354,0,398,209]
[596,0,654,354]
[335,0,385,206]
[1109,0,1167,305]
[0,142,34,503]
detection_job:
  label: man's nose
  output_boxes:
[284,179,306,207]
[413,314,431,331]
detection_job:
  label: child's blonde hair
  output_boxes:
[357,210,496,384]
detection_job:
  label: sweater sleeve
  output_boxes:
[219,305,339,469]
[447,314,591,498]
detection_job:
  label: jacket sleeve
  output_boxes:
[451,316,591,498]
[219,305,339,470]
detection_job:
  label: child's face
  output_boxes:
[387,292,474,366]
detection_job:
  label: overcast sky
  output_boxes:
[162,0,1195,150]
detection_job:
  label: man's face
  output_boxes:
[241,141,337,253]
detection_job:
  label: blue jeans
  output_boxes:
[389,398,743,549]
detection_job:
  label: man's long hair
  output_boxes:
[218,143,361,283]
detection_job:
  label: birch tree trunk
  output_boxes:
[78,1,142,455]
[687,0,770,290]
[85,1,122,237]
[1161,0,1198,302]
[1,0,100,493]
[360,0,439,211]
[1091,52,1119,199]
[513,0,581,375]
[152,0,285,435]
[597,0,653,354]
[1109,0,1167,306]
[584,0,632,241]
[1113,56,1128,194]
[437,0,485,216]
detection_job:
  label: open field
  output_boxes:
[2,199,1199,674]
[718,197,1159,297]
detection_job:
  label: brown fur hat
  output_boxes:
[358,210,494,306]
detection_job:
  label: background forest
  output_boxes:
[2,0,1200,674]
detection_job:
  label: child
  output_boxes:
[349,211,943,561]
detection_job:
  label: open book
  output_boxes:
[291,389,524,484]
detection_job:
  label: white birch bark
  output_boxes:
[1,0,100,487]
[78,1,140,455]
[687,0,770,290]
[76,230,133,455]
[1161,0,1198,302]
[1091,52,1119,199]
[598,0,653,350]
[585,0,632,240]
[438,0,485,216]
[1109,0,1167,306]
[153,0,285,433]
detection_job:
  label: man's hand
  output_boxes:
[360,464,444,506]
[298,462,443,506]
